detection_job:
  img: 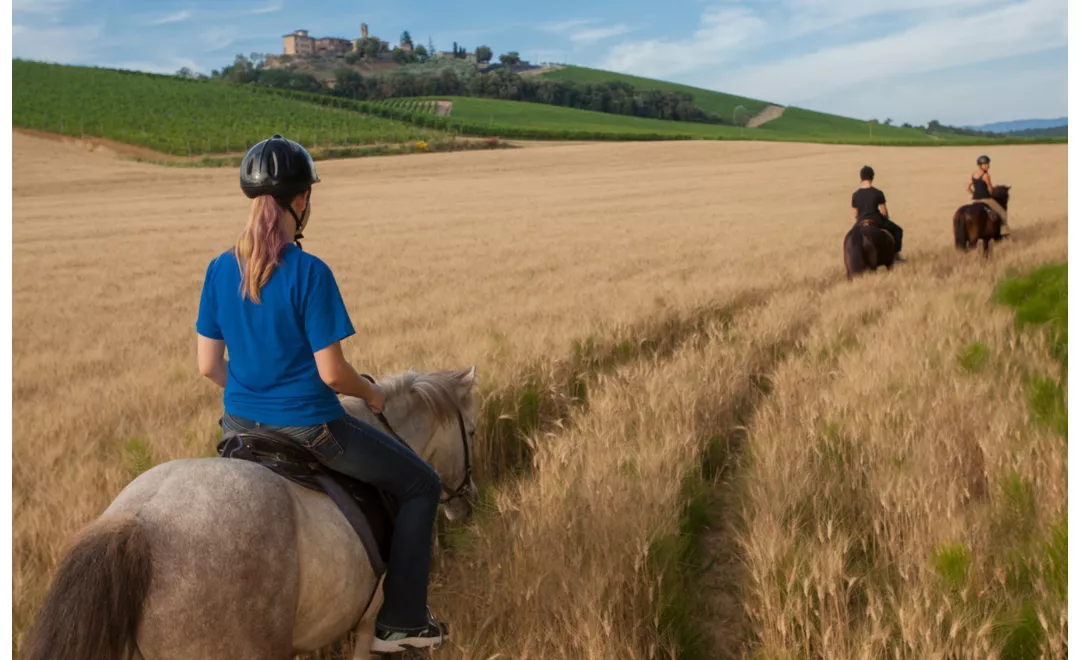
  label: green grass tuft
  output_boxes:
[993,262,1068,439]
[647,469,713,660]
[1042,517,1067,599]
[1024,375,1067,436]
[996,600,1044,660]
[957,341,991,373]
[997,470,1038,543]
[993,263,1067,369]
[933,543,972,592]
[123,437,154,479]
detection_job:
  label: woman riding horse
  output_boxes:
[968,154,1009,237]
[195,134,448,653]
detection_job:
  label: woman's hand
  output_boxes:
[365,382,386,414]
[314,341,388,411]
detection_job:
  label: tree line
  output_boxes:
[198,54,725,125]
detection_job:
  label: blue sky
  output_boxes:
[12,0,1068,126]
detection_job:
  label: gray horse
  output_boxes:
[20,367,479,660]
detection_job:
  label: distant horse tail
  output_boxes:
[844,225,868,280]
[20,514,151,660]
[953,207,971,251]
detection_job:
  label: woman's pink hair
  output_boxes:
[234,196,290,303]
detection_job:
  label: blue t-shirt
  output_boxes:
[195,244,355,426]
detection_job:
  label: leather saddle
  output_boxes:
[216,427,397,576]
[976,201,1002,222]
[857,218,895,243]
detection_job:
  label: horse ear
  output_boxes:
[457,365,477,394]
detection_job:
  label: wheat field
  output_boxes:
[12,131,1067,658]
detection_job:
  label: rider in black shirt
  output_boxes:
[851,165,904,262]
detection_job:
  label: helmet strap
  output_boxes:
[287,206,305,251]
[276,189,311,251]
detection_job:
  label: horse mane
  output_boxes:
[380,369,472,425]
[991,184,1011,206]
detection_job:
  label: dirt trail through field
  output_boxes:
[11,131,1067,658]
[747,104,785,128]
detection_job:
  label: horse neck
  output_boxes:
[340,395,435,457]
[387,397,436,456]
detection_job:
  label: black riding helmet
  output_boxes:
[240,134,320,247]
[977,155,990,165]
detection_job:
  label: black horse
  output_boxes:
[953,184,1011,257]
[843,219,897,280]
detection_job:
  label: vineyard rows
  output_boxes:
[12,60,448,156]
[376,99,440,115]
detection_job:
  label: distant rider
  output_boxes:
[851,165,904,262]
[968,154,1009,237]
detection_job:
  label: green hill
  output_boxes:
[539,65,771,123]
[12,59,446,156]
[395,96,1040,146]
[755,107,953,142]
[12,59,1064,163]
[538,65,1031,144]
[1003,125,1068,138]
[434,97,742,139]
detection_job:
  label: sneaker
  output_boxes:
[371,616,448,654]
[894,255,906,264]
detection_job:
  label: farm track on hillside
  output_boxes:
[746,104,786,128]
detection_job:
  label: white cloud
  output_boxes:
[569,23,633,45]
[798,60,1067,126]
[599,0,1006,81]
[148,10,192,26]
[12,0,77,14]
[200,27,239,53]
[541,18,636,46]
[716,0,1067,104]
[247,0,284,15]
[601,6,766,79]
[541,18,600,33]
[12,23,103,63]
[593,0,1067,120]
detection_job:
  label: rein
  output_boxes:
[359,374,474,505]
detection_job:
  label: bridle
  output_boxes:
[359,374,475,506]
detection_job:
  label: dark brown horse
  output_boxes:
[953,184,1010,257]
[843,219,897,280]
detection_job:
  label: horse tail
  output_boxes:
[953,208,970,250]
[20,514,151,660]
[844,226,867,279]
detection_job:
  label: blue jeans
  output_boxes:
[220,412,442,633]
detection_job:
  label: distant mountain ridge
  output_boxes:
[965,117,1067,133]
